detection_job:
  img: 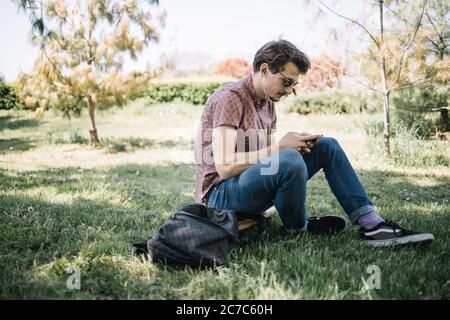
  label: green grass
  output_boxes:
[0,99,449,299]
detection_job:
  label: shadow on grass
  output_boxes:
[0,164,449,299]
[0,163,196,201]
[0,115,40,132]
[0,137,36,154]
[0,115,41,154]
[0,162,198,298]
[0,191,179,299]
[102,137,192,153]
[1,164,448,222]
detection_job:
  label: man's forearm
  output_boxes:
[222,142,282,179]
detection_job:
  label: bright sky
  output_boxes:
[0,0,365,81]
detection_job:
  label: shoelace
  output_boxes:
[384,220,410,236]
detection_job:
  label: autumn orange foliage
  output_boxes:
[214,58,253,79]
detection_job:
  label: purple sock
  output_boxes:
[358,211,385,230]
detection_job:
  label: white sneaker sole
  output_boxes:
[263,206,277,218]
[365,233,434,247]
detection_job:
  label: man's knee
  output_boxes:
[315,137,341,153]
[278,148,307,177]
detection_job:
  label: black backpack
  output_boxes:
[131,203,267,268]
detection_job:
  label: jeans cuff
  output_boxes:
[348,205,376,225]
[282,220,308,234]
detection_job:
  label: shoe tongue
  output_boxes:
[384,221,400,229]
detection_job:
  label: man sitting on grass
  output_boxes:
[195,39,434,246]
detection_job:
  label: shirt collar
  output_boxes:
[244,73,268,109]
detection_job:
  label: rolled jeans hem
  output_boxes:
[349,205,375,225]
[282,220,308,233]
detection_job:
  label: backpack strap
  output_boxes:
[236,212,267,242]
[130,241,149,256]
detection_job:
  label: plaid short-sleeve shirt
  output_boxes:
[195,73,277,203]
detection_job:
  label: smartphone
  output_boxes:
[304,134,323,143]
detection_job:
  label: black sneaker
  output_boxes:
[360,220,434,247]
[306,215,347,235]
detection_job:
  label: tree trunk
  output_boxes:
[382,91,391,156]
[379,0,391,157]
[440,108,448,132]
[87,95,100,146]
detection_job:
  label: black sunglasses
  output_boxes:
[279,71,299,88]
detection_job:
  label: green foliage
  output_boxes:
[393,110,433,140]
[0,81,22,110]
[392,87,449,138]
[142,82,227,105]
[365,121,449,167]
[46,130,89,145]
[286,91,380,115]
[14,0,166,145]
[390,124,449,167]
[102,137,149,153]
[363,119,384,137]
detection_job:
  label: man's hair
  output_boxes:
[253,40,311,74]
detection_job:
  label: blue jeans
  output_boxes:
[206,137,374,231]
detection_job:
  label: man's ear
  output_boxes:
[260,63,269,75]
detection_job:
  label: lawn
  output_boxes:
[1,99,449,299]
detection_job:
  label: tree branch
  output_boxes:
[317,0,380,48]
[426,10,448,55]
[343,75,384,94]
[384,1,414,27]
[391,0,427,90]
[391,77,432,92]
[426,9,440,36]
[305,22,369,57]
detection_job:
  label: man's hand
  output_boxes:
[279,132,322,154]
[297,132,323,154]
